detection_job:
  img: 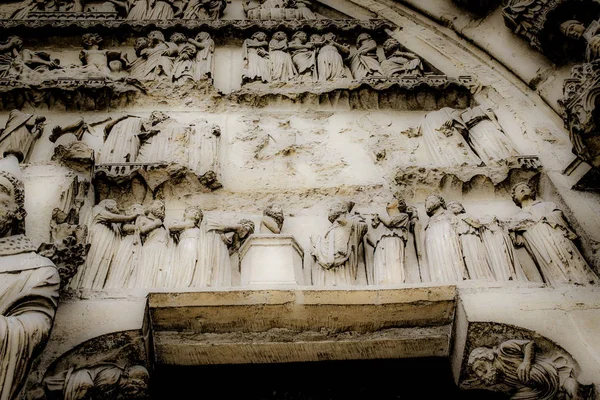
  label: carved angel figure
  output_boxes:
[509,182,598,286]
[380,38,423,78]
[288,31,316,82]
[348,33,383,80]
[167,206,203,287]
[170,32,197,84]
[314,33,349,82]
[269,31,297,82]
[468,339,595,400]
[0,157,59,400]
[424,195,468,282]
[242,31,271,83]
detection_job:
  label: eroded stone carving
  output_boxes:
[0,109,46,163]
[167,206,203,287]
[0,155,59,400]
[0,36,61,81]
[261,202,284,234]
[480,215,527,281]
[453,0,501,15]
[42,364,149,399]
[349,33,383,80]
[468,339,595,399]
[181,0,226,19]
[242,31,271,84]
[381,38,423,78]
[560,19,600,62]
[509,182,598,285]
[243,0,315,20]
[311,201,370,286]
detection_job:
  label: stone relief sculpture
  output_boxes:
[381,38,423,78]
[170,32,215,84]
[423,195,468,283]
[447,201,494,281]
[468,339,595,399]
[370,199,416,285]
[261,202,284,234]
[269,31,298,83]
[314,33,349,82]
[480,215,527,281]
[130,31,174,82]
[42,364,150,400]
[99,113,147,163]
[419,107,482,168]
[181,0,226,19]
[311,201,371,286]
[243,0,315,20]
[136,200,170,288]
[78,33,129,78]
[242,31,271,84]
[0,155,60,400]
[509,182,598,285]
[146,0,175,20]
[0,109,46,163]
[0,36,61,80]
[348,33,383,80]
[167,206,203,287]
[288,31,316,82]
[560,19,600,62]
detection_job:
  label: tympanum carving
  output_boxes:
[243,0,315,20]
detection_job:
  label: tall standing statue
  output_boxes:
[189,32,214,81]
[261,202,284,234]
[468,339,595,399]
[423,195,468,282]
[168,206,203,288]
[288,31,316,83]
[0,110,46,163]
[269,31,297,83]
[480,215,527,282]
[510,182,598,286]
[0,155,60,400]
[419,107,482,167]
[349,33,383,80]
[380,38,423,78]
[311,201,370,286]
[459,107,520,164]
[242,31,271,84]
[136,200,169,288]
[447,201,494,280]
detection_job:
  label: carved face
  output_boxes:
[293,32,307,43]
[273,31,287,41]
[104,199,119,213]
[425,195,443,216]
[148,31,165,43]
[447,201,465,215]
[357,33,371,46]
[150,201,165,220]
[471,359,498,386]
[512,183,533,205]
[184,207,202,223]
[0,176,18,236]
[119,366,150,399]
[170,33,187,44]
[196,32,210,42]
[253,32,267,41]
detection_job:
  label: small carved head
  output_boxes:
[387,198,407,215]
[328,201,351,224]
[6,36,23,50]
[322,32,336,42]
[272,31,287,41]
[309,34,323,43]
[169,32,187,44]
[560,20,586,40]
[425,195,445,217]
[468,347,498,386]
[100,199,119,213]
[82,33,103,49]
[511,182,535,207]
[356,33,372,46]
[252,31,268,42]
[184,205,203,225]
[119,365,150,399]
[383,38,400,57]
[148,200,165,220]
[127,203,144,216]
[147,30,166,43]
[237,219,255,239]
[264,202,284,228]
[195,32,211,42]
[149,111,169,125]
[134,37,150,56]
[446,201,465,215]
[0,170,25,236]
[292,31,307,43]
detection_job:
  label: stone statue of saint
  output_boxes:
[314,33,349,82]
[269,31,298,83]
[0,109,46,163]
[447,201,494,281]
[423,195,468,282]
[311,201,370,286]
[419,107,482,167]
[459,107,519,164]
[468,339,595,400]
[480,215,527,282]
[510,182,598,286]
[380,38,423,78]
[0,155,60,400]
[167,206,203,288]
[559,19,600,62]
[261,203,284,234]
[43,364,150,400]
[242,31,271,84]
[371,199,413,285]
[288,31,316,83]
[348,33,383,80]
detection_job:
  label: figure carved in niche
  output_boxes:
[380,38,423,78]
[0,155,59,400]
[167,206,203,288]
[424,195,468,282]
[459,107,520,165]
[349,33,383,80]
[269,31,297,83]
[135,200,170,288]
[69,199,140,290]
[242,31,271,84]
[447,201,494,280]
[313,33,349,82]
[468,339,595,400]
[288,31,316,83]
[311,201,371,286]
[79,33,129,78]
[261,202,284,234]
[560,20,600,62]
[42,364,150,400]
[181,0,226,19]
[0,109,46,163]
[480,215,527,282]
[189,32,214,81]
[130,31,175,82]
[371,199,416,285]
[510,182,598,286]
[419,107,482,167]
[104,203,144,289]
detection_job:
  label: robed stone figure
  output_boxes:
[0,155,60,400]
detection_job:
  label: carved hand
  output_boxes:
[517,360,532,383]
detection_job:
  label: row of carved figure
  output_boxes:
[68,182,598,290]
[243,33,423,84]
[0,33,424,86]
[10,0,318,20]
